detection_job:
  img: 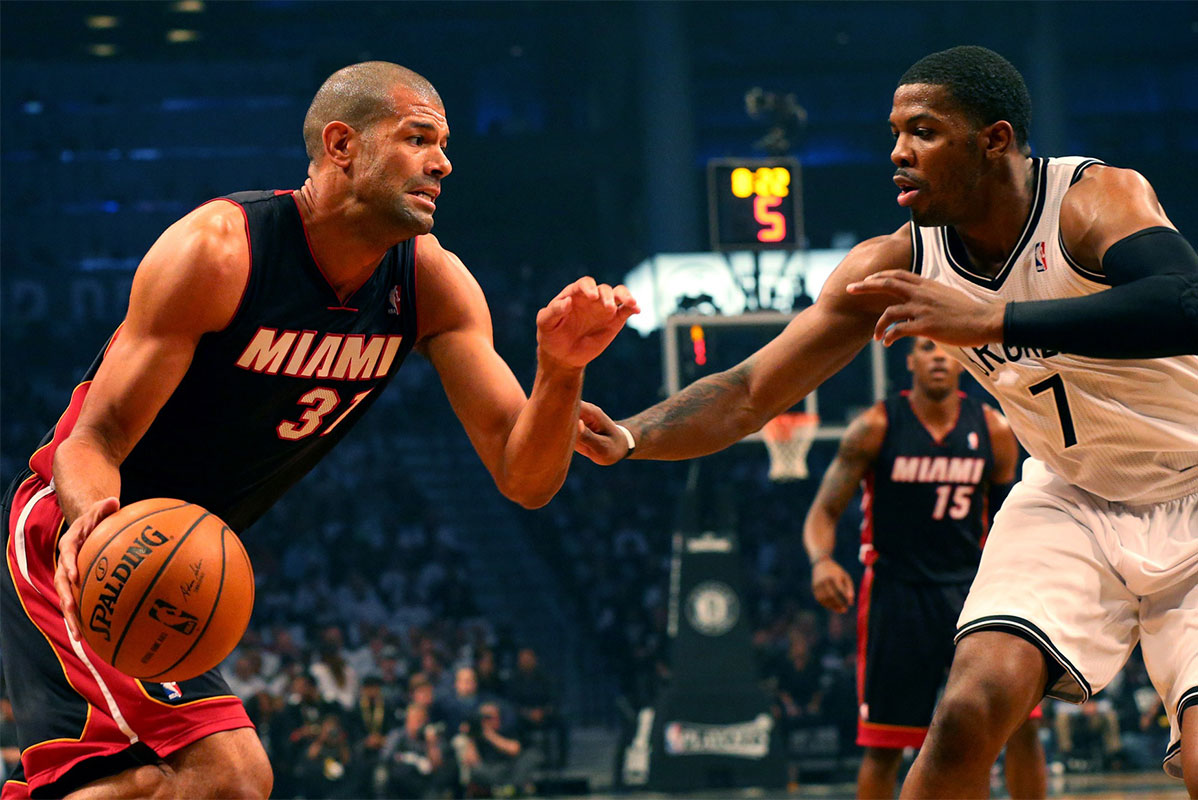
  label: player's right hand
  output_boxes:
[811,558,855,613]
[575,401,629,465]
[54,496,120,642]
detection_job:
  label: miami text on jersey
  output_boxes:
[890,456,986,484]
[235,328,405,380]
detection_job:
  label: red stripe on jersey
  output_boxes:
[28,382,93,483]
[28,323,125,481]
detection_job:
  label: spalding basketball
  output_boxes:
[75,498,254,682]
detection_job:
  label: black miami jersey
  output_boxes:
[860,392,995,583]
[21,190,419,532]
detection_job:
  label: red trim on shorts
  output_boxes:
[1,779,30,800]
[857,719,929,749]
[856,564,873,715]
[152,712,254,758]
[6,477,252,795]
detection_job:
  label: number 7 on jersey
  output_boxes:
[1027,373,1077,448]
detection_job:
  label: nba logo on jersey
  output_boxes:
[1033,241,1047,272]
[967,432,979,450]
[162,682,182,700]
[387,285,402,315]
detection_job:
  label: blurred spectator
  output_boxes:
[475,648,505,697]
[382,703,454,799]
[311,634,361,711]
[347,627,395,680]
[774,633,823,722]
[453,702,542,798]
[1053,699,1122,773]
[296,714,355,799]
[376,646,410,710]
[349,676,402,796]
[409,672,438,713]
[507,647,569,769]
[442,666,486,734]
[271,672,345,797]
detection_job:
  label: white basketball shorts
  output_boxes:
[956,458,1198,778]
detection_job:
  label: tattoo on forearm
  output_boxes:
[630,364,752,447]
[814,416,876,514]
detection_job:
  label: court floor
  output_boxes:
[579,771,1178,800]
[578,770,1184,799]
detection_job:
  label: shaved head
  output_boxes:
[303,61,440,162]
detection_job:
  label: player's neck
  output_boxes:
[293,182,399,303]
[951,156,1035,278]
[909,386,960,432]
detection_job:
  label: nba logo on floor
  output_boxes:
[162,682,182,700]
[1034,241,1047,272]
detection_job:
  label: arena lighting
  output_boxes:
[166,29,201,43]
[171,0,205,11]
[85,15,119,29]
[86,44,118,57]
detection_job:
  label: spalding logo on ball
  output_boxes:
[74,498,254,682]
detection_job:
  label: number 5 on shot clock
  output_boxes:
[706,157,803,251]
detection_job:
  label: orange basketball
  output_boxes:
[74,498,254,682]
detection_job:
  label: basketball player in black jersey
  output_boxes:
[803,337,1044,799]
[1,62,637,799]
[577,46,1197,799]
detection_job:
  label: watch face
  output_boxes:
[685,580,740,637]
[708,158,802,251]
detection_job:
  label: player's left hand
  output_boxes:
[536,277,640,369]
[847,270,1004,347]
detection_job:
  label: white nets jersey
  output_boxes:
[912,156,1198,506]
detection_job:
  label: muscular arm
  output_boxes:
[1004,166,1198,357]
[416,236,635,508]
[52,200,248,635]
[618,228,910,461]
[803,405,887,564]
[803,404,887,613]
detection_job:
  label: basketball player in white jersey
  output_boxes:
[576,46,1198,797]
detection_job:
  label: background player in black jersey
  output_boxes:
[802,337,1044,799]
[1,62,636,800]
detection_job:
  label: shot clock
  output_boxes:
[707,157,802,251]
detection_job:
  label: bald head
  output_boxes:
[303,61,440,162]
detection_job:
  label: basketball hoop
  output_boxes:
[762,412,819,481]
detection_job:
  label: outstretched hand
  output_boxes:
[53,495,120,642]
[847,270,1004,347]
[575,401,630,465]
[536,277,639,369]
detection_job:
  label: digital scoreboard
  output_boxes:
[706,157,802,251]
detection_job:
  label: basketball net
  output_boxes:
[762,412,819,481]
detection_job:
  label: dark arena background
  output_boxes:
[2,2,1195,798]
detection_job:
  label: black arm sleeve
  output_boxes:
[1003,227,1198,358]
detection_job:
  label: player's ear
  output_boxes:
[979,120,1016,160]
[322,121,356,168]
